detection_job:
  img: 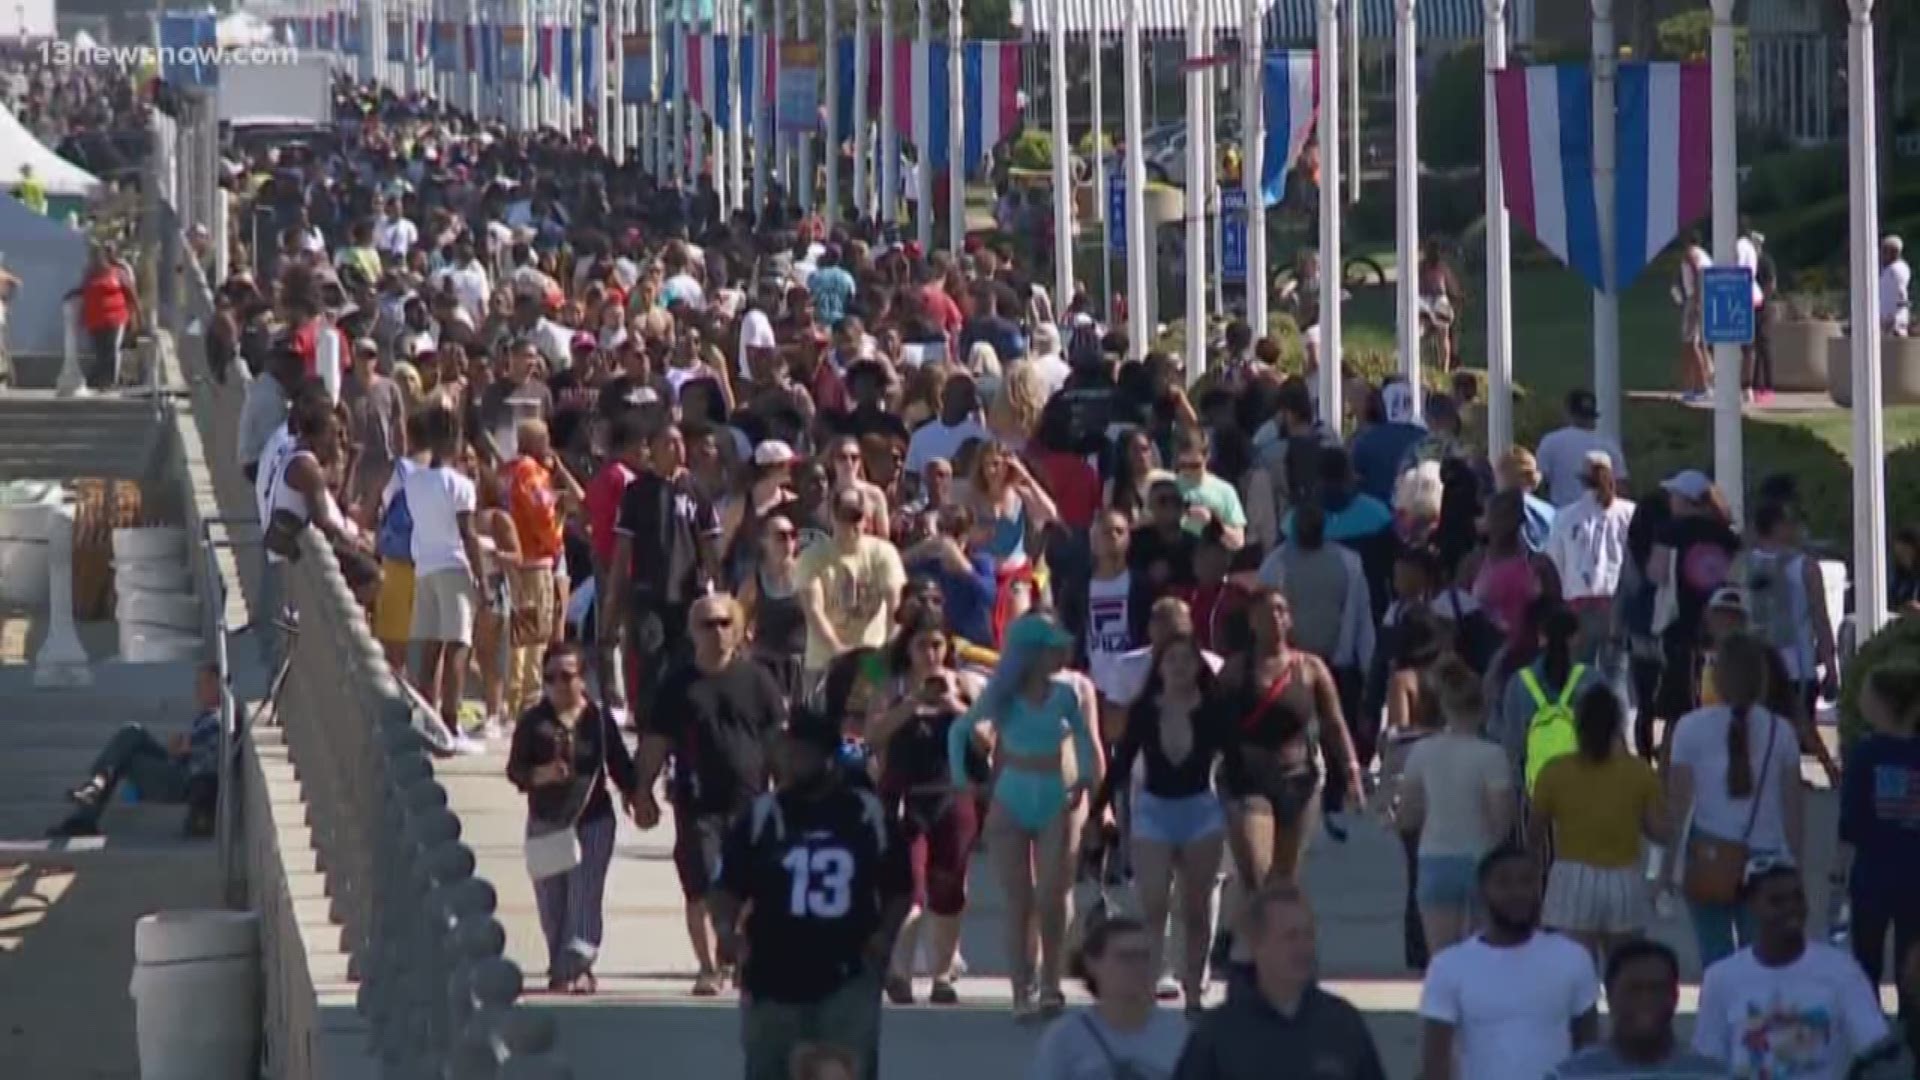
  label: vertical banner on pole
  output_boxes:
[623,32,652,103]
[1109,168,1127,255]
[778,40,821,132]
[1221,186,1248,283]
[502,23,527,82]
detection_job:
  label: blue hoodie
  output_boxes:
[1350,420,1428,503]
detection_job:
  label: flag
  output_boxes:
[1495,65,1606,293]
[538,23,556,80]
[433,21,458,69]
[416,19,429,62]
[962,42,1022,176]
[1262,50,1318,208]
[1614,62,1711,291]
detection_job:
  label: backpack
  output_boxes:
[375,473,414,562]
[1520,664,1586,793]
[1739,549,1803,654]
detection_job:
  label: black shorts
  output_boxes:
[626,601,691,722]
[1223,760,1321,827]
[672,808,730,901]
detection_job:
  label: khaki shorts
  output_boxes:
[410,568,476,646]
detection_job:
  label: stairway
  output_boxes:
[0,393,167,482]
[0,687,203,841]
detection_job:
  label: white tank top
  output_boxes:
[265,449,343,566]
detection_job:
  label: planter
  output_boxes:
[1826,334,1920,407]
[1770,318,1841,392]
[1071,184,1188,235]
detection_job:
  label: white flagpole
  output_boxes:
[855,0,870,220]
[1710,0,1743,522]
[1121,0,1147,357]
[1048,0,1072,308]
[753,0,770,215]
[1317,0,1343,422]
[1395,0,1422,415]
[1484,0,1514,458]
[881,0,898,227]
[606,0,621,156]
[794,0,810,210]
[1848,0,1889,637]
[826,0,840,221]
[1242,0,1265,334]
[1592,0,1620,444]
[1184,0,1205,384]
[773,0,787,197]
[947,0,964,255]
[1091,14,1109,315]
[915,0,933,249]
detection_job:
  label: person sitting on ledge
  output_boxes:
[49,662,224,839]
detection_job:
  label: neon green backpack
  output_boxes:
[1521,664,1586,794]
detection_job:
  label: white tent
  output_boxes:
[0,194,91,358]
[0,105,101,198]
[217,11,277,48]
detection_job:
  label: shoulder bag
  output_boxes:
[524,712,607,881]
[1681,712,1779,906]
[1078,1014,1152,1080]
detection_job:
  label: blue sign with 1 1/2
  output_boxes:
[1701,266,1756,347]
[1220,186,1248,283]
[1108,170,1127,255]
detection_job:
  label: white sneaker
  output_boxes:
[447,732,489,756]
[481,717,507,743]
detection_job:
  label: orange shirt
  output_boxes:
[502,456,563,563]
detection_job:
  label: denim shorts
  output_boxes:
[1132,790,1226,847]
[1417,853,1480,911]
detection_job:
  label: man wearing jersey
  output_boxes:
[712,708,912,1080]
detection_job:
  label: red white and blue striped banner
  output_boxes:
[1613,62,1711,290]
[684,34,774,130]
[1261,50,1317,207]
[1496,62,1710,293]
[827,40,1021,176]
[1495,65,1606,292]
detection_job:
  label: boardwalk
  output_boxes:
[432,746,1851,1078]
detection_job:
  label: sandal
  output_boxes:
[928,979,959,1005]
[691,969,722,997]
[1037,988,1066,1021]
[570,971,598,995]
[884,974,915,1005]
[1011,984,1039,1023]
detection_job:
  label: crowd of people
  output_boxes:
[101,71,1920,1079]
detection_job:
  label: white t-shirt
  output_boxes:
[254,424,294,526]
[1668,705,1800,853]
[1401,732,1512,857]
[1084,572,1134,698]
[1735,236,1765,306]
[1021,353,1072,398]
[906,417,992,477]
[736,308,776,377]
[404,465,478,576]
[1419,932,1600,1080]
[374,215,418,258]
[439,262,491,326]
[1026,1008,1189,1080]
[1880,259,1911,332]
[1693,943,1889,1080]
[1535,425,1630,508]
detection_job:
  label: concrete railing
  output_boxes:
[173,252,571,1076]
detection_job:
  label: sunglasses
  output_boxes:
[699,617,734,630]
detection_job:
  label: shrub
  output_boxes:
[1838,614,1920,748]
[1008,130,1053,171]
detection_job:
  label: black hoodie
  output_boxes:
[1172,970,1388,1080]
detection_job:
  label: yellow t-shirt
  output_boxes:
[796,536,907,671]
[1529,750,1663,869]
[1699,658,1721,706]
[15,174,46,215]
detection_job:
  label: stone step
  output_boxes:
[0,717,195,752]
[0,835,219,870]
[0,799,199,841]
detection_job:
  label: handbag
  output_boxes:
[264,508,308,561]
[523,713,606,882]
[1681,713,1778,906]
[1078,1014,1152,1080]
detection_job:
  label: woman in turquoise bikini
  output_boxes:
[950,614,1104,1021]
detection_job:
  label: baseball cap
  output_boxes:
[1581,449,1614,477]
[753,440,797,468]
[571,331,598,355]
[352,337,379,357]
[1661,469,1714,502]
[1566,388,1600,421]
[1708,586,1749,617]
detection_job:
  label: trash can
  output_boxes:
[129,910,260,1080]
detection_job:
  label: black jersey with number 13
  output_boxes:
[716,786,912,1003]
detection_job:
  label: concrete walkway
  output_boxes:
[433,745,1851,1078]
